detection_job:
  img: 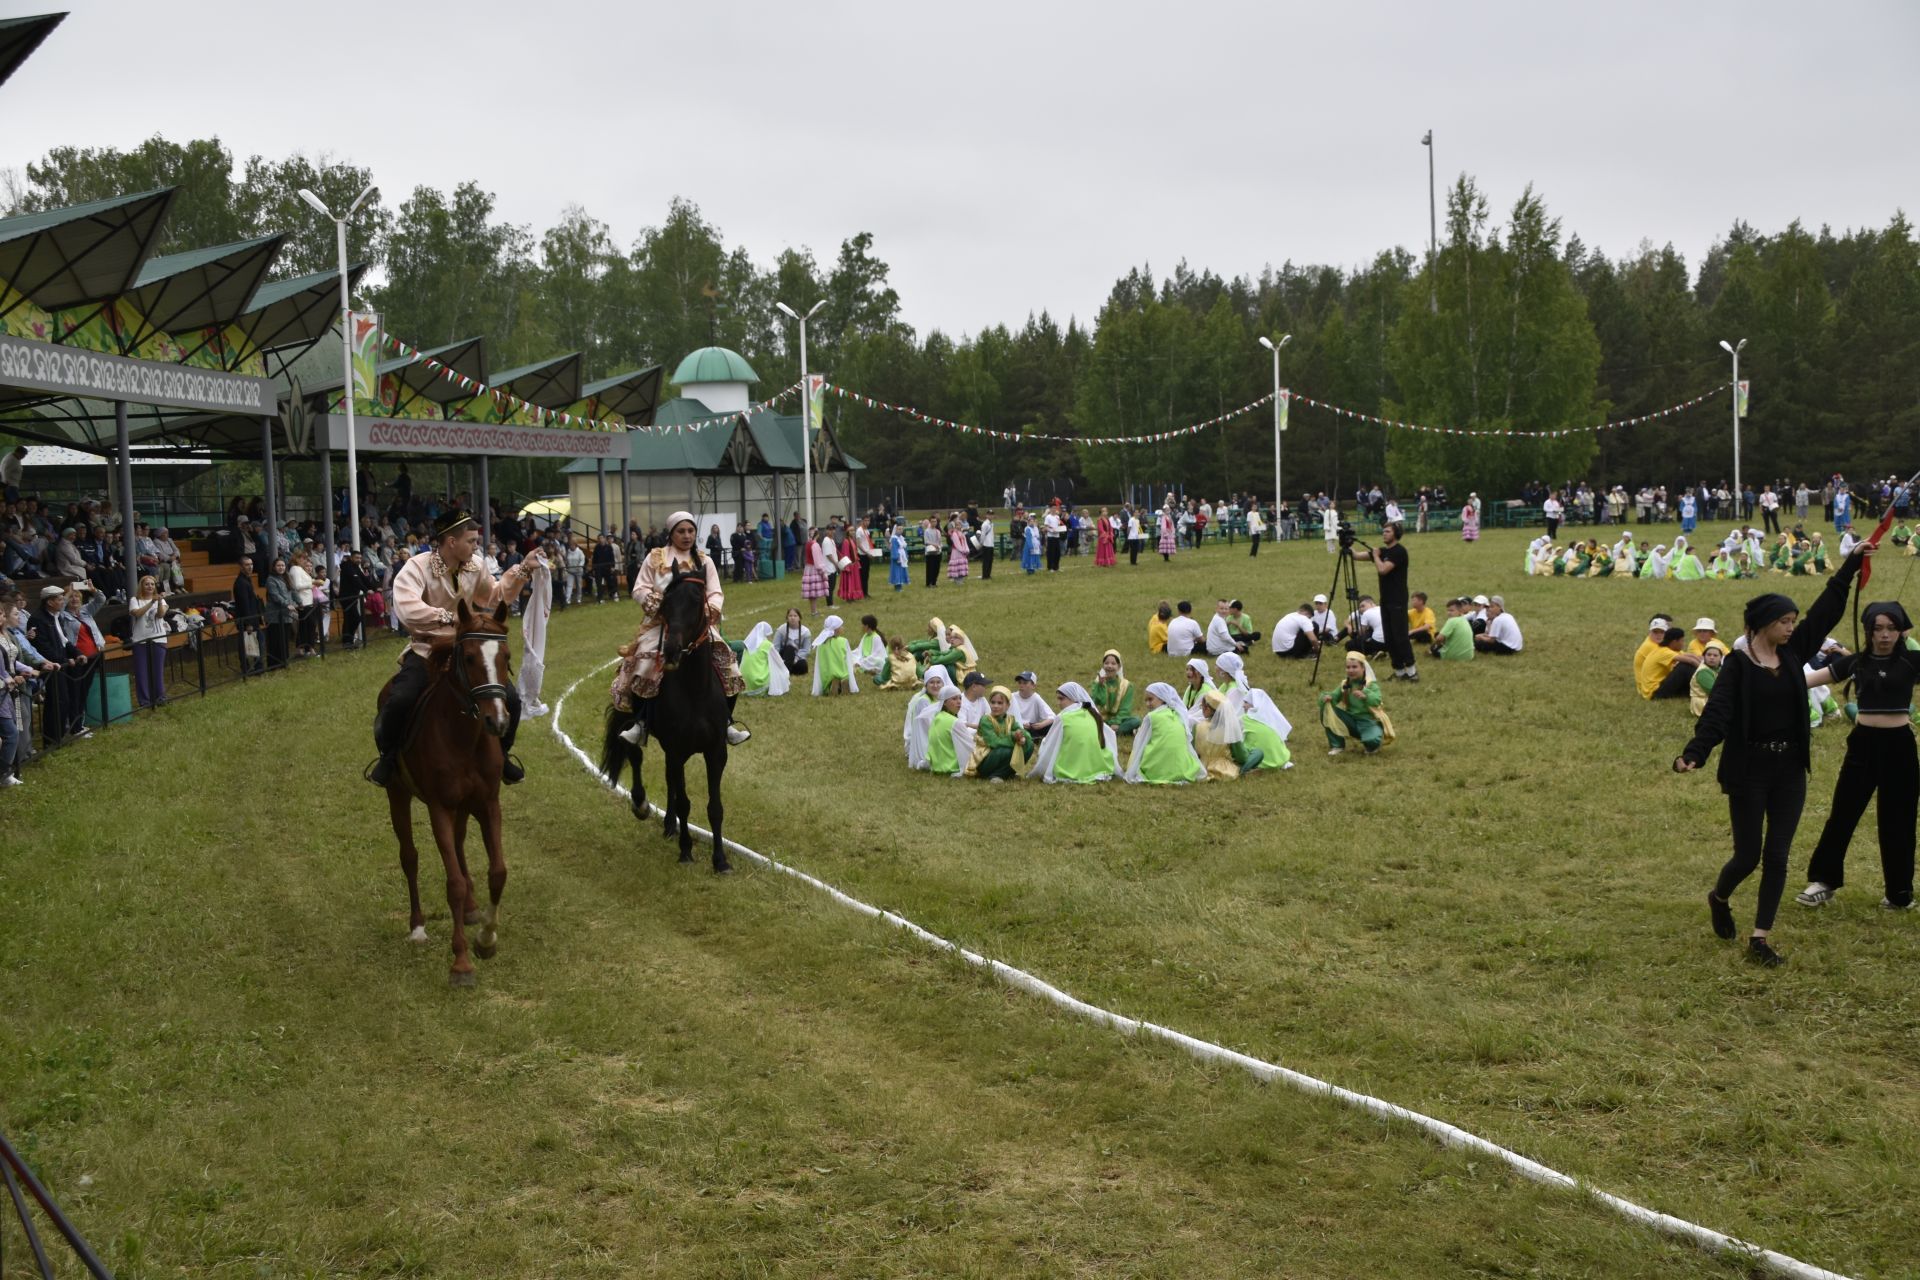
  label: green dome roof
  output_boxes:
[671,346,758,385]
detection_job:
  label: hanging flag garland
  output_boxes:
[821,381,1727,446]
[377,331,800,435]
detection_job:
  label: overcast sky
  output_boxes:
[6,1,1917,337]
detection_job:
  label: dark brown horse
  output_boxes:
[381,598,515,986]
[601,570,731,872]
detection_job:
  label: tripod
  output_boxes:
[1309,539,1368,686]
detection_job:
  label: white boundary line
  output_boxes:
[550,655,1852,1280]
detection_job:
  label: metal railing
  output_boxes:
[0,1129,114,1279]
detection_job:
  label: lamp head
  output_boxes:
[805,299,826,319]
[1278,333,1292,349]
[297,188,332,217]
[1737,338,1748,352]
[348,183,377,215]
[775,301,799,321]
[1258,336,1274,352]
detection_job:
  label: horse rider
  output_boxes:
[612,510,750,746]
[367,510,543,786]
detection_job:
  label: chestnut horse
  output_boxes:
[601,570,731,872]
[381,598,515,986]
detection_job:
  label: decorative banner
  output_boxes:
[0,331,272,413]
[378,329,799,435]
[1736,379,1750,418]
[350,312,382,413]
[820,381,1726,446]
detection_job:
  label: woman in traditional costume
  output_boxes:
[926,686,969,776]
[1027,681,1119,783]
[1214,652,1292,741]
[1156,505,1178,561]
[837,530,866,602]
[1639,543,1671,579]
[888,523,910,591]
[1672,536,1707,581]
[1192,688,1265,779]
[1320,654,1395,755]
[906,616,945,671]
[1810,532,1830,574]
[1180,657,1217,723]
[739,620,791,697]
[1689,638,1726,716]
[1122,682,1206,784]
[811,615,856,695]
[801,529,833,614]
[877,634,921,689]
[904,666,950,768]
[1091,648,1141,735]
[853,615,889,684]
[1020,518,1043,574]
[963,686,1033,781]
[1789,540,1816,575]
[1095,507,1117,567]
[1525,535,1552,575]
[1460,499,1480,542]
[946,515,971,584]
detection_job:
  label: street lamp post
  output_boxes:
[1421,130,1437,314]
[1719,338,1747,501]
[776,299,826,530]
[298,183,376,558]
[1257,333,1291,533]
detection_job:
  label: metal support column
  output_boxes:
[260,415,278,581]
[477,456,491,548]
[319,445,336,593]
[595,459,607,538]
[114,401,137,602]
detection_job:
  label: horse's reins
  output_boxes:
[656,571,712,673]
[448,629,512,719]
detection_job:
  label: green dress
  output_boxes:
[927,709,961,774]
[1322,678,1385,751]
[1673,554,1705,580]
[917,645,967,678]
[1239,714,1291,770]
[1092,674,1141,734]
[970,713,1029,780]
[741,639,776,693]
[1132,705,1204,784]
[1039,707,1113,783]
[816,635,852,688]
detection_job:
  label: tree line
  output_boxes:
[7,135,1916,508]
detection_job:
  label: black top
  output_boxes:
[1828,646,1920,716]
[1682,552,1860,787]
[1375,543,1410,607]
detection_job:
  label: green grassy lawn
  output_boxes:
[3,526,1915,1278]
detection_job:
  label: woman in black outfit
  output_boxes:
[1796,598,1919,911]
[1675,544,1866,966]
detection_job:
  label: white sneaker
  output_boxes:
[726,724,751,745]
[1795,882,1836,907]
[0,774,18,787]
[1881,897,1915,911]
[1327,747,1345,756]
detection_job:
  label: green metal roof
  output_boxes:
[0,13,64,90]
[670,346,758,385]
[0,188,175,309]
[126,233,285,335]
[579,365,664,424]
[230,262,370,376]
[559,397,862,476]
[377,336,487,412]
[488,351,581,408]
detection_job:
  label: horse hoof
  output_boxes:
[408,926,428,944]
[678,852,695,864]
[473,940,497,960]
[449,969,477,989]
[713,860,733,875]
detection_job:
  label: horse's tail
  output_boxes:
[601,704,637,785]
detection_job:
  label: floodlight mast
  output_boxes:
[299,183,378,562]
[776,299,827,529]
[1258,333,1291,523]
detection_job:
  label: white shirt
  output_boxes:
[1205,613,1238,656]
[1043,512,1064,536]
[1166,616,1204,657]
[1309,608,1337,638]
[1352,606,1384,644]
[1543,497,1563,519]
[976,518,994,548]
[1272,612,1313,652]
[1011,690,1054,730]
[960,693,989,726]
[1760,491,1779,511]
[1486,612,1523,650]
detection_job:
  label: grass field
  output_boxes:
[4,525,1916,1278]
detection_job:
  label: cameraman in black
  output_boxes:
[1367,520,1417,683]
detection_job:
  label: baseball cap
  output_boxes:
[1472,594,1490,606]
[1312,593,1328,604]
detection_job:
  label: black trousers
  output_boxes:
[1249,533,1261,557]
[1714,753,1807,931]
[1045,537,1062,572]
[1652,663,1693,698]
[1380,601,1414,671]
[1345,636,1386,656]
[39,676,64,747]
[977,545,993,580]
[1276,633,1314,659]
[925,555,940,588]
[267,621,291,670]
[777,643,809,675]
[342,598,364,647]
[595,566,616,598]
[377,650,521,760]
[1545,517,1560,539]
[1805,724,1917,906]
[1763,508,1781,534]
[1128,538,1142,566]
[63,663,95,734]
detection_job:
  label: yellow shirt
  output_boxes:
[1633,636,1660,686]
[1639,646,1680,699]
[1686,633,1718,657]
[1407,605,1437,636]
[1148,614,1169,654]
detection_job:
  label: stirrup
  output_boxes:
[501,754,525,785]
[365,753,395,786]
[726,722,752,745]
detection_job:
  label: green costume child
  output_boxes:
[1320,656,1393,754]
[1092,648,1141,735]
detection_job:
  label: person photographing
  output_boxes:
[1365,520,1417,682]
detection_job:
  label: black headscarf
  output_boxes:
[1862,600,1913,635]
[1743,592,1798,634]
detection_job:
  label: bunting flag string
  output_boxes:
[1284,383,1728,439]
[377,330,800,435]
[822,380,1728,447]
[821,383,1279,445]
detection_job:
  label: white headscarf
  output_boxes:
[1214,652,1245,684]
[744,620,773,649]
[1200,687,1245,745]
[665,510,696,536]
[1123,682,1205,784]
[1026,681,1118,782]
[903,664,952,766]
[1211,651,1291,738]
[818,615,844,642]
[1185,657,1210,682]
[946,623,979,668]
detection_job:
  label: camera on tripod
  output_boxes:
[1337,521,1365,552]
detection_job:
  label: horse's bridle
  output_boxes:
[658,572,711,672]
[448,629,512,718]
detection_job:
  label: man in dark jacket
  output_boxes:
[231,557,265,673]
[339,550,375,647]
[28,584,78,744]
